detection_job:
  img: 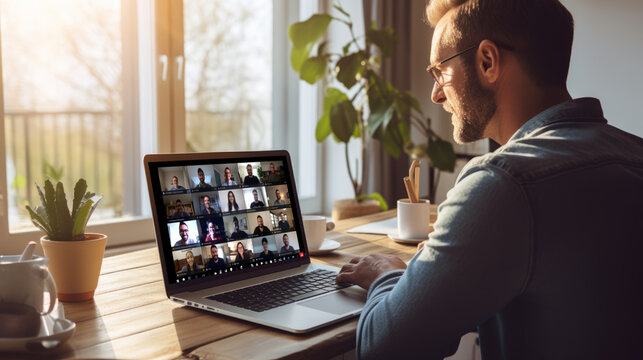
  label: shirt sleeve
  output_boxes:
[356,165,532,360]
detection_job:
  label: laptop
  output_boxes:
[144,150,366,333]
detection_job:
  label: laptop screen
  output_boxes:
[145,152,308,285]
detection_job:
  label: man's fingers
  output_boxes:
[336,271,354,285]
[339,263,355,273]
[348,256,362,264]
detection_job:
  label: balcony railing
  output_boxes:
[5,110,123,229]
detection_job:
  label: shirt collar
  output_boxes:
[508,97,606,142]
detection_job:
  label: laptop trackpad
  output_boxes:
[298,288,366,315]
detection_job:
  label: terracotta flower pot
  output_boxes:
[40,233,108,302]
[331,198,381,222]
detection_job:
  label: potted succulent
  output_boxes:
[26,178,106,302]
[289,5,456,218]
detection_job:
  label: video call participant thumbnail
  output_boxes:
[181,250,201,275]
[273,189,286,206]
[257,237,275,260]
[222,190,246,213]
[221,167,237,186]
[229,216,249,240]
[171,200,191,219]
[243,164,261,186]
[204,220,224,243]
[173,221,199,247]
[280,233,294,254]
[193,168,214,191]
[233,241,253,264]
[201,194,220,215]
[253,215,272,236]
[277,211,290,231]
[262,162,282,183]
[170,176,186,191]
[249,189,265,208]
[206,245,227,271]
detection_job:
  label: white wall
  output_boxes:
[562,0,643,137]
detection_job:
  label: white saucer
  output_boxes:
[309,238,341,255]
[387,231,429,245]
[0,302,76,353]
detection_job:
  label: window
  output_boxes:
[0,0,321,254]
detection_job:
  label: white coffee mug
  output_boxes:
[397,198,431,239]
[0,254,57,316]
[303,215,330,250]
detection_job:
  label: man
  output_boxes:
[277,212,290,231]
[279,234,294,254]
[253,215,271,236]
[229,216,248,240]
[243,164,260,185]
[170,176,185,191]
[193,168,214,191]
[273,189,286,206]
[173,222,198,247]
[221,167,237,186]
[263,162,281,183]
[336,1,643,359]
[257,237,275,260]
[201,195,218,215]
[206,245,227,271]
[171,200,190,219]
[249,189,265,208]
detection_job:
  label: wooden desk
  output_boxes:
[20,207,436,359]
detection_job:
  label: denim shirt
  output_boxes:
[357,98,643,359]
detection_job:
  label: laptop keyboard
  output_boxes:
[207,269,349,312]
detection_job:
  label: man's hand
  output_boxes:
[336,254,407,290]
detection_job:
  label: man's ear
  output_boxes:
[477,39,502,85]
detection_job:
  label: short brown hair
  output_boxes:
[426,0,574,87]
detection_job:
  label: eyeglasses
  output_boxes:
[427,41,513,87]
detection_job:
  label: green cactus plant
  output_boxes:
[25,179,102,241]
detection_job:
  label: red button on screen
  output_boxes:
[299,252,304,257]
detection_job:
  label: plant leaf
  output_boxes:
[55,182,73,240]
[43,180,58,239]
[290,43,313,72]
[352,122,361,138]
[381,132,401,158]
[333,4,350,19]
[300,56,327,84]
[330,100,358,142]
[72,178,88,222]
[367,102,395,136]
[427,137,456,172]
[72,195,102,238]
[288,14,332,49]
[366,26,397,58]
[316,88,349,142]
[358,192,389,211]
[26,205,52,235]
[335,52,364,89]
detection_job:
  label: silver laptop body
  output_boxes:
[144,150,366,333]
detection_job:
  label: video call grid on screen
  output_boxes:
[153,158,305,283]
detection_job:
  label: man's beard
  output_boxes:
[450,63,496,144]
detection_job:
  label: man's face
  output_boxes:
[176,204,184,213]
[270,163,275,173]
[204,196,211,208]
[198,170,205,183]
[283,235,289,247]
[246,165,253,176]
[262,241,268,251]
[257,217,263,227]
[172,177,179,187]
[280,213,285,221]
[430,14,496,144]
[253,190,259,201]
[179,225,189,241]
[211,247,218,260]
[276,190,281,200]
[225,168,231,180]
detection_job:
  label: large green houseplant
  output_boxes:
[289,5,456,213]
[26,179,107,301]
